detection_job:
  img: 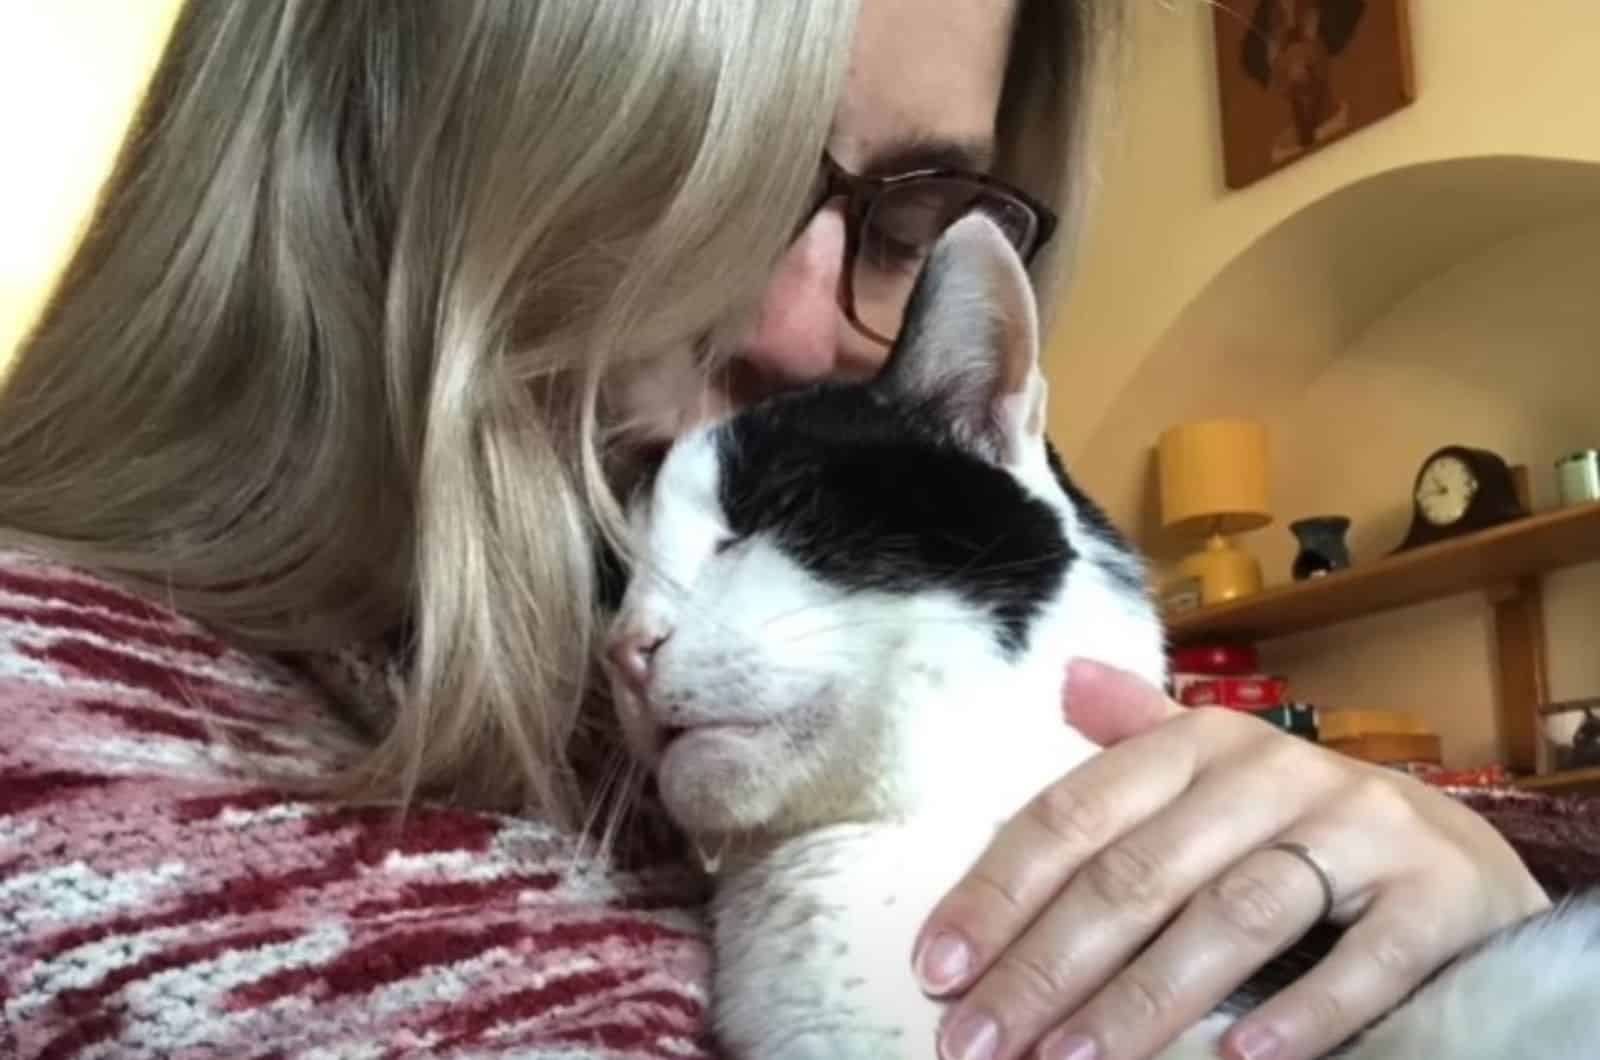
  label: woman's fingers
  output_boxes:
[1061,658,1183,747]
[1031,841,1331,1060]
[912,704,1206,997]
[1217,776,1551,1060]
[914,661,1205,999]
[1217,881,1460,1060]
[928,720,1324,1060]
[1028,814,1395,1060]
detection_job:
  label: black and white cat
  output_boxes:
[605,214,1600,1059]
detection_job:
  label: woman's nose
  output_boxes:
[737,208,849,386]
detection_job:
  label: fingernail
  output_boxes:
[916,930,973,992]
[1039,1031,1100,1060]
[1066,657,1119,690]
[1228,1023,1283,1060]
[939,1010,999,1060]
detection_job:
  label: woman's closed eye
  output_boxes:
[863,213,940,271]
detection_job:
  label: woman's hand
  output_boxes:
[912,660,1550,1060]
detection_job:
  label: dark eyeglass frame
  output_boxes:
[806,151,1060,347]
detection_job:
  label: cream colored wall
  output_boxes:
[1048,0,1600,459]
[0,0,182,366]
[1049,0,1600,768]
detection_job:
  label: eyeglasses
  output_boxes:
[804,151,1058,347]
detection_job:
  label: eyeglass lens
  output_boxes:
[849,179,1040,344]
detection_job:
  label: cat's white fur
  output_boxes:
[608,216,1600,1059]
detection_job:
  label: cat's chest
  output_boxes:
[708,820,997,1060]
[706,824,1244,1060]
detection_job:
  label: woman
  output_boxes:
[0,2,1555,1059]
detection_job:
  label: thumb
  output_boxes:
[1062,658,1184,747]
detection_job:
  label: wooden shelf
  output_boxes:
[1167,500,1600,644]
[1517,767,1600,796]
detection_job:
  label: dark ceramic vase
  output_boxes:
[1571,710,1600,770]
[1290,516,1352,581]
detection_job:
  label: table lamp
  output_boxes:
[1157,417,1272,605]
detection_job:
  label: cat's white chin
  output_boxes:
[660,721,769,759]
[656,722,799,833]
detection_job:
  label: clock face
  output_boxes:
[1417,454,1479,526]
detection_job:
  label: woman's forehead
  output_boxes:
[828,0,1017,178]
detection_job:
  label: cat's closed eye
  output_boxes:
[713,534,748,555]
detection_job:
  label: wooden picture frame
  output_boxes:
[1212,0,1417,189]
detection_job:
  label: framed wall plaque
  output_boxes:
[1213,0,1417,189]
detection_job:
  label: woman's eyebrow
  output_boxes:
[858,135,996,178]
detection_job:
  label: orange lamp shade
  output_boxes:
[1157,418,1272,534]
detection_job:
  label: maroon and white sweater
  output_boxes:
[4,547,1598,1059]
[0,548,714,1059]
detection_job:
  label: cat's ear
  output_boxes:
[873,213,1047,466]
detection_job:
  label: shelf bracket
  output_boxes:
[1489,576,1547,775]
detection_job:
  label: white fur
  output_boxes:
[1340,895,1600,1058]
[608,216,1600,1059]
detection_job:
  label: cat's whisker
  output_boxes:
[624,562,768,644]
[913,543,1075,581]
[765,613,996,644]
[950,549,1074,575]
[750,595,859,631]
[572,743,646,870]
[761,713,839,812]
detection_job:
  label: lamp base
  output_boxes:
[1176,532,1264,606]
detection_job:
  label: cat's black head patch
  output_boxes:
[714,383,1072,658]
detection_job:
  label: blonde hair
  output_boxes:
[1002,0,1124,336]
[0,0,1117,828]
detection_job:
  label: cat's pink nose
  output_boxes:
[607,630,668,699]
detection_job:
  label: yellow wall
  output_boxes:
[1047,0,1600,460]
[1048,0,1600,767]
[0,0,181,366]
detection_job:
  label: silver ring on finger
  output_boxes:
[1265,840,1337,922]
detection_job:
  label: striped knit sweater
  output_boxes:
[4,547,1597,1059]
[0,548,715,1059]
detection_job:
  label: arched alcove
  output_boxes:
[1073,154,1600,551]
[1044,0,1600,462]
[1065,152,1600,767]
